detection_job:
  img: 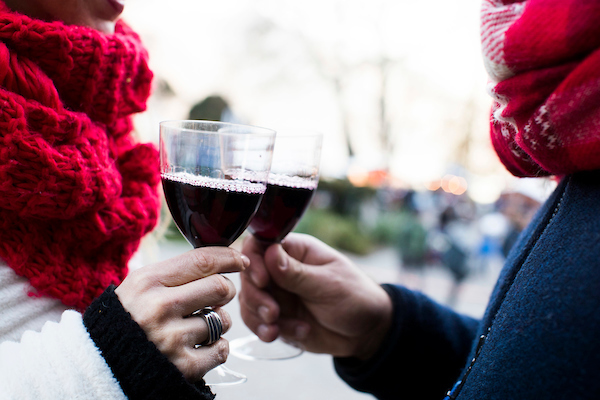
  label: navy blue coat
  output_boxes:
[335,171,600,399]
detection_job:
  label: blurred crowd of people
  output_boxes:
[374,178,553,305]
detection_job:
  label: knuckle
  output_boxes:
[211,275,233,299]
[230,250,245,269]
[215,339,229,364]
[125,269,154,292]
[190,250,214,276]
[219,310,232,333]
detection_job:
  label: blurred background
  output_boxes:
[124,0,557,398]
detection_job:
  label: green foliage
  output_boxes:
[294,208,373,255]
[317,178,377,218]
[372,210,428,267]
[371,211,405,244]
[188,95,229,121]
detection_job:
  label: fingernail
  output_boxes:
[278,247,288,271]
[258,306,270,321]
[241,254,250,268]
[249,270,261,286]
[257,324,269,339]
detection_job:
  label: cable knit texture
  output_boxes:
[0,2,160,310]
[481,0,600,177]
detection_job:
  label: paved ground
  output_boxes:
[142,236,501,400]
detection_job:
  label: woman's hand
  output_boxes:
[115,247,248,382]
[239,233,393,361]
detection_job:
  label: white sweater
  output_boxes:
[0,261,126,399]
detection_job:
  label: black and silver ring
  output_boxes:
[195,308,223,346]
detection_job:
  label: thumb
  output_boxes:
[264,244,320,296]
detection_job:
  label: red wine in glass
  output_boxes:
[162,172,264,247]
[248,180,317,244]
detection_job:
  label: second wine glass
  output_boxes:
[230,129,323,361]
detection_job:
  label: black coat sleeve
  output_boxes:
[83,285,215,400]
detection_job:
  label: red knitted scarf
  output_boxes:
[0,4,160,310]
[481,0,600,177]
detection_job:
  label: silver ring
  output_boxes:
[194,308,223,346]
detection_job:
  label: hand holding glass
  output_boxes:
[230,130,323,360]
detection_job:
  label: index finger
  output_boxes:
[150,247,249,287]
[281,233,343,265]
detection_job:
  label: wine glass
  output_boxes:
[230,129,323,360]
[159,120,276,385]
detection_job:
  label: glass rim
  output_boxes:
[159,119,276,137]
[270,128,324,139]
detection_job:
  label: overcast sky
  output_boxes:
[123,0,512,202]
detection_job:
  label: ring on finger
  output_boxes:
[192,308,223,346]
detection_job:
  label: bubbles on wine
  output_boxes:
[161,172,266,194]
[267,173,319,190]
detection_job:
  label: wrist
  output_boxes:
[352,288,393,361]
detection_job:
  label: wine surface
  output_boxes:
[248,179,316,244]
[162,172,264,247]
